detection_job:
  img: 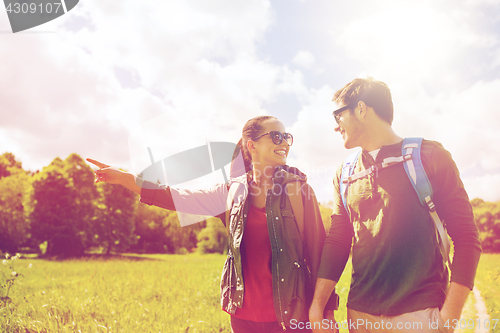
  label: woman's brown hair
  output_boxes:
[230,115,277,178]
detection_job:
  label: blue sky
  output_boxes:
[1,0,499,203]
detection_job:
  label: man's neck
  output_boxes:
[360,125,402,152]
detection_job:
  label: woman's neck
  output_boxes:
[251,164,277,187]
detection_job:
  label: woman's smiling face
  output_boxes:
[249,118,290,169]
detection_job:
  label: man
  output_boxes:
[309,78,481,333]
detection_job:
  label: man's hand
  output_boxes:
[309,278,338,333]
[308,307,337,333]
[439,282,471,333]
[325,310,338,333]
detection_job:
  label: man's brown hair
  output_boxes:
[333,77,394,124]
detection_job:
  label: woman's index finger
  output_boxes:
[86,158,110,169]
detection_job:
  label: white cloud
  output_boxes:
[292,50,315,69]
[1,0,499,205]
[463,174,500,202]
[366,79,500,203]
[283,73,500,204]
[0,0,283,177]
[428,80,500,172]
[0,34,126,170]
[326,0,500,203]
[61,1,273,86]
[287,85,352,203]
[336,1,494,87]
[275,66,309,96]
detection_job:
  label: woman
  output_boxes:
[87,116,338,332]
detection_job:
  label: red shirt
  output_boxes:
[232,205,277,322]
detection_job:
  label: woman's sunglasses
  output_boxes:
[252,131,293,146]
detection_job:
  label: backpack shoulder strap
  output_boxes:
[402,137,451,264]
[402,138,433,207]
[340,150,362,217]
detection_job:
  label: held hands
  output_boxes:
[324,310,339,333]
[309,279,339,333]
[309,307,338,333]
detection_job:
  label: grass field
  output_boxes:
[0,253,498,332]
[1,254,230,332]
[474,253,500,333]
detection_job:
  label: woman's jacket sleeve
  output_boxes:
[139,179,228,225]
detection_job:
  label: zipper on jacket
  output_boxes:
[267,187,287,331]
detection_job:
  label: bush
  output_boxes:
[196,218,227,254]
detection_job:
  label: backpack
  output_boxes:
[340,137,451,264]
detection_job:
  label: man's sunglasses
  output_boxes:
[253,131,293,146]
[332,104,353,124]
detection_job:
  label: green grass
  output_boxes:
[455,292,476,333]
[334,259,352,333]
[1,253,499,333]
[1,254,230,333]
[474,253,500,333]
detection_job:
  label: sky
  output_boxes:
[1,0,500,204]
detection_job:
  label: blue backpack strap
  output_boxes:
[401,138,433,208]
[402,137,451,264]
[340,150,362,217]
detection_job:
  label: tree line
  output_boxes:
[470,198,500,252]
[0,152,498,256]
[0,152,218,256]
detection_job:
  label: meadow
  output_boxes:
[474,254,500,333]
[1,254,230,332]
[0,253,498,333]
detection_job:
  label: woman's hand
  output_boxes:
[86,158,128,185]
[86,158,142,195]
[87,158,121,184]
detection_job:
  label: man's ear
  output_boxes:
[357,101,367,120]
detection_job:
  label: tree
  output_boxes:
[319,202,334,231]
[0,152,23,179]
[63,154,99,250]
[164,213,205,253]
[94,182,138,254]
[0,155,30,253]
[471,198,500,252]
[131,203,171,253]
[28,158,84,256]
[130,204,206,254]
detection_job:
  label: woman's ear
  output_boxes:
[247,139,256,154]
